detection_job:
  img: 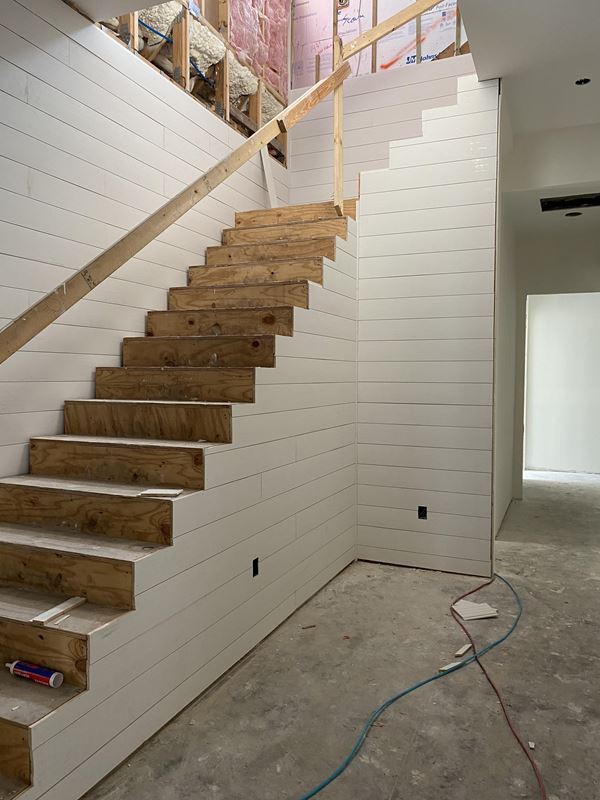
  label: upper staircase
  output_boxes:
[0,199,355,799]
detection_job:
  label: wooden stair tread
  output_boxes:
[0,584,125,636]
[0,474,188,499]
[66,398,230,407]
[0,772,27,800]
[0,522,161,562]
[0,664,80,729]
[178,280,308,289]
[235,199,357,227]
[33,434,206,450]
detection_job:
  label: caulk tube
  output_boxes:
[6,661,64,688]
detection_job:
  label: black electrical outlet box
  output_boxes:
[418,506,428,520]
[252,557,259,577]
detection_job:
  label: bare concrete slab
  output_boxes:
[83,471,600,800]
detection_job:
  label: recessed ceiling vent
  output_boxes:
[540,192,600,213]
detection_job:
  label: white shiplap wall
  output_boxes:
[0,0,288,477]
[288,54,485,205]
[357,75,499,577]
[22,224,357,800]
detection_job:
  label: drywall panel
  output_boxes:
[356,70,499,577]
[0,0,289,478]
[525,293,600,474]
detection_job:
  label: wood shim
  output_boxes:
[30,597,86,626]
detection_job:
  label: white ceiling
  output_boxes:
[460,0,600,134]
[505,184,600,235]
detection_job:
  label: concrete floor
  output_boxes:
[84,471,600,800]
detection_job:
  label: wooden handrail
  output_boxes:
[342,0,442,61]
[0,61,350,366]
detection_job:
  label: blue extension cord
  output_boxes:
[136,19,214,86]
[298,573,522,800]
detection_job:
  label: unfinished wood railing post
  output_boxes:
[172,4,190,90]
[0,62,351,365]
[332,36,344,216]
[215,0,230,120]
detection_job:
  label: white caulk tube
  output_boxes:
[6,661,64,688]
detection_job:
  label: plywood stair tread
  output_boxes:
[178,280,309,289]
[66,398,230,407]
[0,666,80,729]
[234,199,357,227]
[0,772,27,800]
[0,522,162,562]
[0,474,190,499]
[0,584,125,636]
[33,434,206,450]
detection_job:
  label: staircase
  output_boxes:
[0,199,355,800]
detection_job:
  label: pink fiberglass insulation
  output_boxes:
[230,0,291,100]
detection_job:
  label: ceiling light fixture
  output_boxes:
[575,77,591,86]
[565,211,583,217]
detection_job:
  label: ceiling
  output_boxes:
[460,0,600,134]
[505,184,600,235]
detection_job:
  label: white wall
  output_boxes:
[288,54,483,204]
[0,0,288,476]
[512,229,600,495]
[525,293,600,473]
[492,92,517,535]
[355,72,499,577]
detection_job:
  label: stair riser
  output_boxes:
[0,719,30,786]
[235,200,356,228]
[0,486,172,545]
[64,401,232,444]
[187,260,322,287]
[122,337,275,369]
[0,545,134,609]
[147,308,293,338]
[169,284,309,311]
[206,238,335,266]
[0,618,87,688]
[96,367,255,404]
[31,438,205,490]
[222,219,347,245]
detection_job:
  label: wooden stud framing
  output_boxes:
[118,12,139,51]
[315,53,321,83]
[415,14,422,63]
[371,0,378,73]
[215,53,230,120]
[332,36,344,216]
[0,62,350,365]
[342,0,441,60]
[248,78,263,129]
[218,0,229,35]
[172,5,190,90]
[455,5,462,55]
